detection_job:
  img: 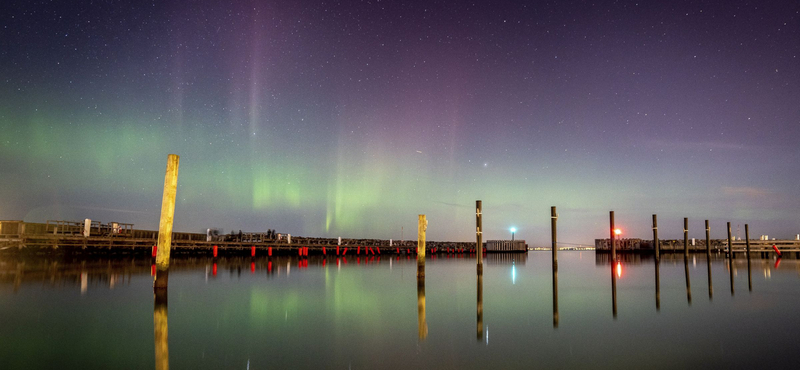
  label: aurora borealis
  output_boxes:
[1,0,798,245]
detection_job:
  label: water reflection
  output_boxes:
[477,271,484,341]
[654,259,660,311]
[729,253,735,296]
[707,256,713,300]
[747,252,753,292]
[417,274,427,340]
[154,288,169,370]
[684,256,692,305]
[611,262,617,319]
[552,265,558,328]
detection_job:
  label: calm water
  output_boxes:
[1,251,797,369]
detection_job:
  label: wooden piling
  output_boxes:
[745,224,751,255]
[551,206,558,268]
[745,224,752,292]
[609,211,616,261]
[155,154,179,290]
[653,214,659,261]
[417,215,426,279]
[476,200,483,274]
[705,220,710,255]
[683,217,689,258]
[727,222,733,255]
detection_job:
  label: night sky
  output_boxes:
[1,0,798,246]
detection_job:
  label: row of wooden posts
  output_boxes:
[608,211,755,261]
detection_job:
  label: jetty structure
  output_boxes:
[0,219,526,255]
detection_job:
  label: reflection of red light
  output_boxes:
[775,258,782,269]
[268,261,272,272]
[322,259,326,267]
[616,262,622,278]
[212,263,217,276]
[151,264,156,276]
[251,262,255,273]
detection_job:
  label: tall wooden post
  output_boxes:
[744,224,750,255]
[476,200,483,274]
[745,224,752,292]
[653,214,659,261]
[155,154,179,290]
[727,222,733,256]
[609,211,616,261]
[551,206,558,268]
[683,217,689,258]
[705,220,711,255]
[417,215,426,279]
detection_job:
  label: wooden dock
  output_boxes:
[0,220,513,255]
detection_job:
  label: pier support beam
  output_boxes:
[155,154,180,290]
[476,200,483,274]
[705,220,711,256]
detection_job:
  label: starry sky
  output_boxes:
[1,0,798,246]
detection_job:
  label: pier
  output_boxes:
[0,220,517,256]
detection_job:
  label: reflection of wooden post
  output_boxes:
[611,262,617,319]
[155,154,180,289]
[476,200,483,274]
[552,265,559,328]
[417,276,427,340]
[652,214,659,261]
[707,255,713,300]
[551,206,557,268]
[477,272,483,340]
[654,259,661,311]
[417,215,426,279]
[154,289,169,370]
[684,256,692,305]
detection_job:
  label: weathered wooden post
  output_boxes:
[745,224,751,255]
[609,211,616,261]
[154,288,169,370]
[476,200,483,274]
[417,215,426,279]
[745,224,752,292]
[652,214,659,261]
[155,154,179,290]
[551,206,558,268]
[727,222,733,256]
[683,217,689,258]
[705,220,711,255]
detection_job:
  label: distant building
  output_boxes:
[485,240,526,252]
